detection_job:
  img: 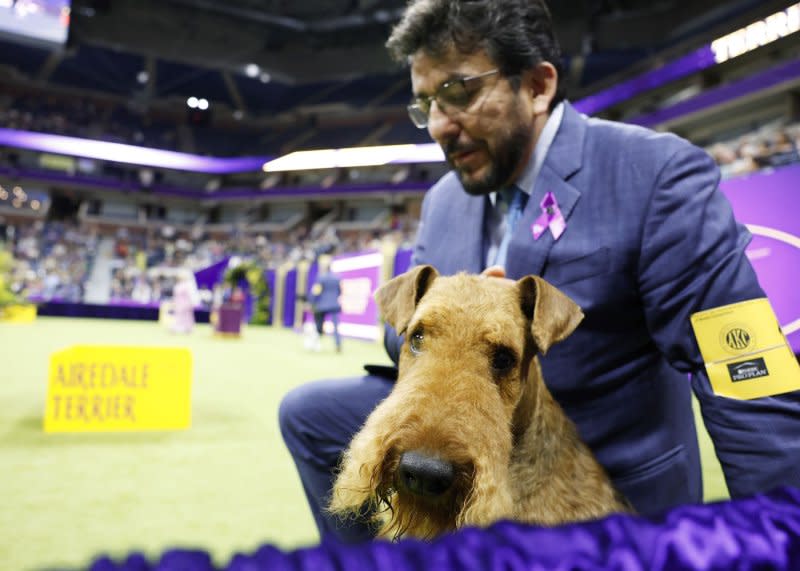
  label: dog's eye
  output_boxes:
[409,329,424,354]
[491,347,516,373]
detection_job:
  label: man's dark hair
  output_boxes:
[387,0,566,108]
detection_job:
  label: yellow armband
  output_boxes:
[690,298,800,400]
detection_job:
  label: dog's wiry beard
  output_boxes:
[373,451,476,540]
[330,384,513,539]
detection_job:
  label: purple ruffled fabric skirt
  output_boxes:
[89,486,800,571]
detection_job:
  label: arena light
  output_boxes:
[0,129,446,175]
[0,128,269,173]
[711,3,800,64]
[261,143,445,172]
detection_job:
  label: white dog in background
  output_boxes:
[303,320,321,352]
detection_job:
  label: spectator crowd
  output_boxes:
[1,219,95,303]
[705,120,800,179]
[1,214,416,308]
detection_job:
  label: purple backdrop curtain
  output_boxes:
[282,268,297,328]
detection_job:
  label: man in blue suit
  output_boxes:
[280,0,800,543]
[309,264,343,353]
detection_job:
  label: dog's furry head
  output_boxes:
[329,266,583,539]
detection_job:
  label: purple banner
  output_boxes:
[324,250,383,340]
[720,163,800,353]
[574,46,716,116]
[631,58,800,128]
[193,257,230,290]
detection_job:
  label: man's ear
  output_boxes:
[375,265,438,334]
[517,275,583,354]
[528,61,558,116]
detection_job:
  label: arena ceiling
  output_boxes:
[1,0,795,122]
[67,0,789,86]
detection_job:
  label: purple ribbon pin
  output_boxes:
[531,192,566,240]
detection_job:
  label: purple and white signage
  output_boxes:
[321,250,384,341]
[720,163,800,353]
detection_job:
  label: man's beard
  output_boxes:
[448,123,533,196]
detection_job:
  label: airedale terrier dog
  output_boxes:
[330,265,630,539]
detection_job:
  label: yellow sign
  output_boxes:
[45,346,192,432]
[0,304,36,322]
[691,298,800,400]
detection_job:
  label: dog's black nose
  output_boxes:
[397,451,455,497]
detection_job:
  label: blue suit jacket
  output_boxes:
[406,102,800,515]
[311,272,342,314]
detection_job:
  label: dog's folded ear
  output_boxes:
[517,275,584,355]
[375,265,438,333]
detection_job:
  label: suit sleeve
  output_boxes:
[637,142,800,498]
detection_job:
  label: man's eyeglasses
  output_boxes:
[407,69,500,128]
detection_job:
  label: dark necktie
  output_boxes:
[494,186,525,268]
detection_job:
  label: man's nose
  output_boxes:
[426,101,460,142]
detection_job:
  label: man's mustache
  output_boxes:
[444,140,483,159]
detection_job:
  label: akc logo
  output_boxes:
[720,323,754,354]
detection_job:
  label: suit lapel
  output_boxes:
[506,168,580,278]
[505,102,587,279]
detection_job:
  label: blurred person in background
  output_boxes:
[131,274,153,304]
[308,258,343,353]
[171,270,199,334]
[767,129,800,168]
[280,0,800,543]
